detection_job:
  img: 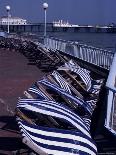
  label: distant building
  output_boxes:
[53,20,79,27]
[0,16,27,25]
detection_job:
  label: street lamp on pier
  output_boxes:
[6,5,11,33]
[43,2,48,37]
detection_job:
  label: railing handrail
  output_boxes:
[48,36,114,55]
[44,37,114,70]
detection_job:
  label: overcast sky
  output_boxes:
[0,0,115,25]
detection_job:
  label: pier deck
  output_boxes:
[0,48,45,154]
[0,37,115,154]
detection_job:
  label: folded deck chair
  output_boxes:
[23,85,60,128]
[16,99,61,129]
[51,70,83,99]
[50,49,69,64]
[57,68,102,99]
[50,70,99,113]
[88,79,104,96]
[17,98,91,137]
[58,59,92,92]
[26,80,94,129]
[35,76,78,110]
[35,46,62,69]
[56,69,92,100]
[28,84,50,100]
[38,78,93,116]
[17,119,97,155]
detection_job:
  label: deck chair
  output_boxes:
[17,118,97,155]
[38,78,93,116]
[47,48,69,65]
[88,78,104,96]
[35,45,68,70]
[35,45,60,68]
[57,68,99,99]
[46,74,82,110]
[58,59,91,91]
[64,60,104,102]
[30,77,78,111]
[27,84,50,100]
[51,70,83,99]
[52,71,97,111]
[16,99,60,129]
[17,98,91,137]
[23,85,61,128]
[57,69,91,98]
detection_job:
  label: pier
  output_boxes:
[1,23,116,33]
[0,35,116,154]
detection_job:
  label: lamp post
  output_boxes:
[43,2,48,37]
[6,5,10,33]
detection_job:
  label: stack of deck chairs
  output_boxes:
[16,59,104,155]
[0,37,69,71]
[0,37,104,154]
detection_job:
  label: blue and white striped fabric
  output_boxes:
[38,78,93,115]
[17,98,91,137]
[58,60,92,91]
[28,85,49,100]
[86,99,97,112]
[17,119,97,155]
[82,115,91,130]
[51,71,83,99]
[52,71,72,94]
[92,79,104,85]
[88,79,103,95]
[88,87,100,96]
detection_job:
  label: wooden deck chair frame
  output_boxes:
[22,86,61,128]
[49,71,83,99]
[45,75,79,110]
[57,69,95,99]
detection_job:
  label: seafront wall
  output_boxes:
[0,23,116,33]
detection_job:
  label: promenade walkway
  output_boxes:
[0,48,45,154]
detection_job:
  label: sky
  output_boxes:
[0,0,115,25]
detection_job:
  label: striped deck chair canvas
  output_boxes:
[51,71,83,99]
[58,60,92,91]
[17,119,97,155]
[88,79,104,96]
[38,78,93,116]
[28,84,50,100]
[17,98,91,137]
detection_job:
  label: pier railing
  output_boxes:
[44,37,114,70]
[105,53,116,135]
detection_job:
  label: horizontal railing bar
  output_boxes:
[44,37,114,70]
[49,36,114,54]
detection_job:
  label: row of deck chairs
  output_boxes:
[0,37,70,71]
[16,59,104,154]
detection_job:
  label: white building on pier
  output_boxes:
[0,16,27,25]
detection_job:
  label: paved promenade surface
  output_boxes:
[0,48,45,154]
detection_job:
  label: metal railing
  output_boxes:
[44,37,114,70]
[105,53,116,135]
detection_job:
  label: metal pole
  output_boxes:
[44,9,47,37]
[7,11,10,33]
